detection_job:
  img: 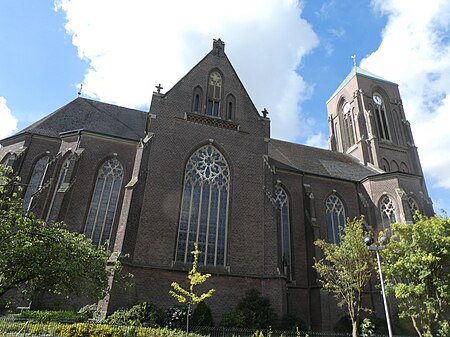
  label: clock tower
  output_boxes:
[326,66,423,177]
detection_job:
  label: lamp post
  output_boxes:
[364,235,393,337]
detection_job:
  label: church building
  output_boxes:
[0,39,433,330]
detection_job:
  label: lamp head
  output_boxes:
[379,235,389,246]
[364,236,374,247]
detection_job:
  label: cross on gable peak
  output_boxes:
[212,38,225,57]
[155,83,163,94]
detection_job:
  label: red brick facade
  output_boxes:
[0,40,433,331]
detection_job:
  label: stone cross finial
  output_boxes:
[262,108,269,118]
[212,39,225,56]
[155,83,163,94]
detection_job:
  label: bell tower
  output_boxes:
[326,66,423,176]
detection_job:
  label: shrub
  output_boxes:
[279,314,307,331]
[104,302,164,327]
[14,310,88,323]
[0,321,205,337]
[220,288,277,329]
[220,310,246,327]
[165,305,189,328]
[192,302,213,326]
[78,303,102,322]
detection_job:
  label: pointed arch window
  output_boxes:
[175,145,230,266]
[407,196,419,224]
[380,195,396,229]
[373,93,391,141]
[192,86,203,113]
[23,156,50,211]
[46,154,77,223]
[84,158,123,248]
[275,186,291,278]
[400,162,409,173]
[342,102,356,150]
[226,94,236,120]
[1,153,15,168]
[206,72,222,117]
[326,194,345,244]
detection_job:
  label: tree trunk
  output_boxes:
[186,303,190,337]
[411,317,423,337]
[352,320,359,337]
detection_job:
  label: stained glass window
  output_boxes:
[23,156,49,210]
[206,72,222,117]
[326,194,345,244]
[175,145,230,266]
[380,195,396,229]
[46,154,77,223]
[84,158,123,248]
[407,196,419,223]
[275,186,291,278]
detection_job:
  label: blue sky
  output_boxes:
[1,0,450,214]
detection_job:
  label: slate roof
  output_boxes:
[268,139,378,181]
[327,66,398,103]
[17,98,147,141]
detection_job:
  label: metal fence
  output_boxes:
[188,326,352,337]
[0,319,416,337]
[187,326,416,337]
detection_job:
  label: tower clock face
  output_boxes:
[373,94,383,105]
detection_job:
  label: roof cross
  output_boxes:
[262,108,269,118]
[155,83,163,94]
[351,54,356,67]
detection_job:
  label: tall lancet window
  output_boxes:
[407,196,419,224]
[342,101,356,149]
[175,145,230,266]
[373,93,391,141]
[46,154,77,223]
[326,194,345,244]
[23,156,50,211]
[275,186,291,279]
[84,158,123,248]
[206,71,222,117]
[380,195,396,229]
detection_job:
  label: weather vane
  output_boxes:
[351,54,356,67]
[77,83,83,97]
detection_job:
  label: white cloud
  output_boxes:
[361,0,450,188]
[305,132,328,149]
[55,0,318,141]
[0,97,17,139]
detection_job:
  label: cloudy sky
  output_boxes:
[1,0,450,213]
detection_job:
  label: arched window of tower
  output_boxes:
[373,93,391,141]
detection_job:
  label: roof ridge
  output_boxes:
[326,66,398,103]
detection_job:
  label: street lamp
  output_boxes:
[364,235,393,337]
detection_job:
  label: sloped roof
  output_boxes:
[268,139,378,181]
[17,98,147,141]
[327,66,398,103]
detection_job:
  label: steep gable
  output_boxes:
[151,39,264,129]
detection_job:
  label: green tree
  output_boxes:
[0,165,115,302]
[381,214,450,337]
[169,243,215,334]
[314,217,375,337]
